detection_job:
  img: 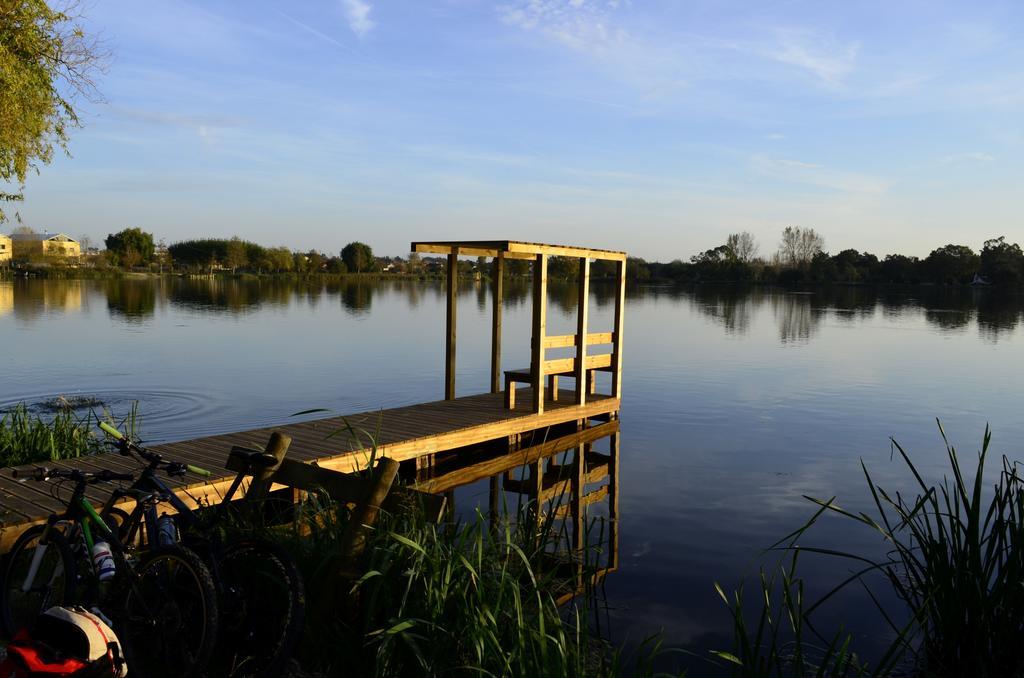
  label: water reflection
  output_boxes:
[7,279,86,320]
[413,420,621,603]
[771,292,823,343]
[106,279,157,321]
[3,278,1023,343]
[669,284,1024,343]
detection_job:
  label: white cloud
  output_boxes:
[342,0,375,36]
[498,0,626,52]
[768,32,859,85]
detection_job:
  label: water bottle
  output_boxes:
[91,541,115,581]
[157,515,177,546]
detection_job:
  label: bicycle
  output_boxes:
[0,466,219,678]
[98,421,306,678]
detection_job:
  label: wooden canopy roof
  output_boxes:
[411,240,626,262]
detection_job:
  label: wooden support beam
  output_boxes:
[575,257,590,406]
[445,250,458,400]
[611,258,626,398]
[531,253,548,413]
[491,254,504,393]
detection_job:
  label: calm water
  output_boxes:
[2,277,1023,670]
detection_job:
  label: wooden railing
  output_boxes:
[540,332,614,348]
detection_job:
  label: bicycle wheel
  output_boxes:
[210,537,306,677]
[116,545,218,678]
[0,523,76,636]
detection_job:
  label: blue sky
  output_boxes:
[14,0,1024,260]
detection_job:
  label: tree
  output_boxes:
[225,237,247,273]
[980,236,1024,285]
[1,0,106,221]
[777,227,825,268]
[924,244,978,284]
[104,227,154,267]
[727,232,759,262]
[341,241,373,273]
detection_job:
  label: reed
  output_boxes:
[0,402,140,467]
[717,422,1024,676]
[273,493,652,676]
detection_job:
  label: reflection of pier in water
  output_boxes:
[411,419,620,605]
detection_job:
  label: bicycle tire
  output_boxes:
[210,537,306,677]
[115,544,219,678]
[0,524,76,636]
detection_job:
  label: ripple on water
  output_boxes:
[0,389,232,443]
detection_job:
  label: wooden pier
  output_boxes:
[1,240,626,553]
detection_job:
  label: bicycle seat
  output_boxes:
[228,447,280,469]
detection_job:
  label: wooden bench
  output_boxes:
[504,353,612,409]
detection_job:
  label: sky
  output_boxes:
[12,0,1024,260]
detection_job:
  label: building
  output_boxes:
[0,234,11,264]
[10,232,81,260]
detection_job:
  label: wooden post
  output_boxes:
[445,249,458,400]
[609,430,619,569]
[532,253,548,413]
[338,458,401,570]
[320,457,401,618]
[611,258,625,399]
[490,254,504,394]
[245,431,291,504]
[575,257,590,405]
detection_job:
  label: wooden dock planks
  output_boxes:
[1,389,619,550]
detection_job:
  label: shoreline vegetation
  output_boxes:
[0,403,675,676]
[3,228,1024,290]
[3,405,1022,676]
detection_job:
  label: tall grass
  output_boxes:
[717,422,1024,677]
[0,402,139,467]
[252,476,672,676]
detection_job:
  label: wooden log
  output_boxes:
[225,453,446,523]
[244,432,291,504]
[316,457,400,621]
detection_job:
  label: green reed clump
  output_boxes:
[718,422,1024,677]
[265,492,667,677]
[713,548,894,677]
[0,402,141,467]
[0,404,100,466]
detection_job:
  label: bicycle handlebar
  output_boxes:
[98,421,124,440]
[98,424,212,478]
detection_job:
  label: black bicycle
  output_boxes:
[0,466,219,678]
[98,421,306,678]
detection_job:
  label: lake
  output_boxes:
[2,276,1023,671]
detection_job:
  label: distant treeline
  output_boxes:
[622,229,1024,287]
[132,235,388,276]
[28,226,1019,288]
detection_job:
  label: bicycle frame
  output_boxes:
[20,487,118,594]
